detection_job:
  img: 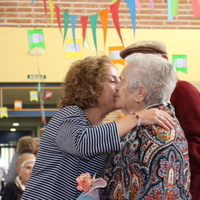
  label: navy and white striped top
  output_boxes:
[21,105,120,200]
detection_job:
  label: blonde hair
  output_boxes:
[16,136,35,154]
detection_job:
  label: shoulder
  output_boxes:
[4,182,18,190]
[55,105,83,118]
[176,80,199,93]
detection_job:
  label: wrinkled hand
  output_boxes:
[137,108,174,130]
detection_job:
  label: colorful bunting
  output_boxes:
[110,0,124,47]
[71,15,78,50]
[14,100,22,110]
[191,0,200,17]
[0,107,8,118]
[28,29,45,50]
[30,91,38,101]
[148,0,155,12]
[172,55,187,74]
[99,8,109,49]
[89,14,98,53]
[168,0,173,21]
[124,0,136,37]
[55,5,62,34]
[80,16,88,46]
[135,0,142,9]
[48,0,54,26]
[42,0,48,16]
[109,46,125,65]
[63,11,69,44]
[172,0,179,16]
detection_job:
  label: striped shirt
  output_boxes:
[21,105,120,200]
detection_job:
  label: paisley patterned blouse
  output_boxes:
[101,103,192,200]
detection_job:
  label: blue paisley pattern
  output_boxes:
[101,104,191,200]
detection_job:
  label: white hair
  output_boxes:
[125,53,178,105]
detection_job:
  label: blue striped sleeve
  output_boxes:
[56,120,120,159]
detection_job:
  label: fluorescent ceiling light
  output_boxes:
[13,123,19,126]
[10,128,16,132]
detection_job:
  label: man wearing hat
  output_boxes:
[120,40,200,200]
[2,153,36,200]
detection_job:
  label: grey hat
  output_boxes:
[120,40,167,59]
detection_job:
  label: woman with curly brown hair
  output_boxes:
[4,136,35,184]
[22,55,174,200]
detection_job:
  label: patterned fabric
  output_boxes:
[101,104,192,200]
[21,105,120,200]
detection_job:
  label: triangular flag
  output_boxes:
[0,107,8,118]
[80,16,88,46]
[172,0,179,16]
[168,0,173,20]
[71,15,78,51]
[63,11,69,44]
[125,0,136,37]
[99,8,108,49]
[48,0,54,26]
[44,91,53,100]
[110,0,124,46]
[148,0,155,12]
[135,0,142,9]
[89,14,98,54]
[42,0,48,16]
[191,0,200,17]
[55,5,62,34]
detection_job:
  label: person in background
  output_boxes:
[0,166,6,197]
[4,136,36,184]
[119,40,200,200]
[101,53,191,199]
[2,153,36,200]
[22,55,174,200]
[33,138,41,156]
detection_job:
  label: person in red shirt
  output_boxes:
[120,40,200,200]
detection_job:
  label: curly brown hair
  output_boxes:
[16,136,35,154]
[58,55,114,109]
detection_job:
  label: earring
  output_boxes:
[136,99,140,104]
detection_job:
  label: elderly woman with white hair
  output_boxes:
[101,53,191,200]
[2,153,36,200]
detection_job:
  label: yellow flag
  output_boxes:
[0,107,8,118]
[30,91,38,101]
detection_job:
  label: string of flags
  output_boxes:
[0,89,53,120]
[29,0,200,52]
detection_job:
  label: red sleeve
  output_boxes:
[170,80,200,139]
[171,80,200,177]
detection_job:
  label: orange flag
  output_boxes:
[99,8,108,49]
